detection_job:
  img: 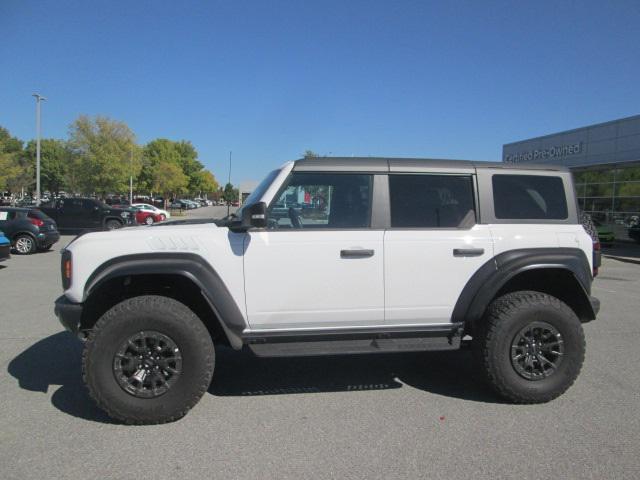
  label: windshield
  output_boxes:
[236,168,281,217]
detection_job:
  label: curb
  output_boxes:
[603,255,640,266]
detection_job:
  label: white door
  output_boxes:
[384,173,493,325]
[243,172,384,330]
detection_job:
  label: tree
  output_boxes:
[192,170,219,196]
[0,127,23,192]
[24,138,69,195]
[175,141,204,192]
[139,138,205,195]
[303,150,319,159]
[139,139,182,194]
[152,161,188,206]
[222,182,239,203]
[0,126,23,155]
[68,115,141,196]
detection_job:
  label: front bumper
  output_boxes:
[54,295,84,338]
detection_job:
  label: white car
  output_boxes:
[55,157,599,424]
[131,203,170,220]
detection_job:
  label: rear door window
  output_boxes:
[492,175,568,220]
[389,174,476,228]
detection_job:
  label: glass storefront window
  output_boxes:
[573,165,640,240]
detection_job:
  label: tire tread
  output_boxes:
[82,295,214,425]
[473,290,585,404]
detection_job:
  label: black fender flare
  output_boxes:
[452,248,594,327]
[84,252,246,349]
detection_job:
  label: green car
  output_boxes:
[593,219,615,245]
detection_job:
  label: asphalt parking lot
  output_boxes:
[1,207,639,479]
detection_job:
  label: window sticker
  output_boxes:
[0,211,8,221]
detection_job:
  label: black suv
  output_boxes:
[0,207,60,254]
[40,198,136,231]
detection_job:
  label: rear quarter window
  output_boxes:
[492,175,568,220]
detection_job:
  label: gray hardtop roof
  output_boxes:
[292,157,569,172]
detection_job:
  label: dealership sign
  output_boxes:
[505,142,583,163]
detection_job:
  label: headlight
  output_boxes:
[120,212,129,218]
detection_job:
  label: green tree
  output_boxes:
[139,138,204,195]
[0,127,23,191]
[152,161,188,206]
[24,138,69,195]
[68,115,141,196]
[303,150,319,159]
[222,182,239,203]
[175,141,204,192]
[139,139,182,194]
[192,170,219,196]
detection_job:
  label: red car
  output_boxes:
[113,205,164,225]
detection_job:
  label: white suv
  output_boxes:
[55,157,600,424]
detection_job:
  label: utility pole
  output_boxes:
[227,150,232,216]
[32,94,46,206]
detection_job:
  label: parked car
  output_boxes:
[592,219,615,245]
[169,200,189,210]
[0,229,10,261]
[55,157,599,424]
[114,205,164,225]
[40,198,136,231]
[0,207,60,254]
[131,203,171,220]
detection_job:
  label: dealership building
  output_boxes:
[503,114,640,239]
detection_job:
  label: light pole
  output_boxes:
[227,150,232,216]
[129,147,133,205]
[32,94,46,206]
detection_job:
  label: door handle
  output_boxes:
[453,248,485,257]
[340,249,374,258]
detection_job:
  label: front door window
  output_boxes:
[268,173,372,229]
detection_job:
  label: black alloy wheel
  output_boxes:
[510,321,565,380]
[113,330,182,398]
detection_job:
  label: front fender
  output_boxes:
[84,252,247,349]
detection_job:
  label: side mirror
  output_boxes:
[242,202,268,229]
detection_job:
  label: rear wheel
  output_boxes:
[105,219,123,230]
[473,291,585,403]
[144,216,154,225]
[83,295,215,424]
[14,234,37,254]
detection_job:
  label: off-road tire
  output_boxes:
[473,291,585,403]
[82,295,215,424]
[105,219,123,230]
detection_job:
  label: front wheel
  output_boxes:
[82,295,215,424]
[473,291,585,403]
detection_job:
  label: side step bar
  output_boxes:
[244,324,464,357]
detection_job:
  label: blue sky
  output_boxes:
[1,0,639,184]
